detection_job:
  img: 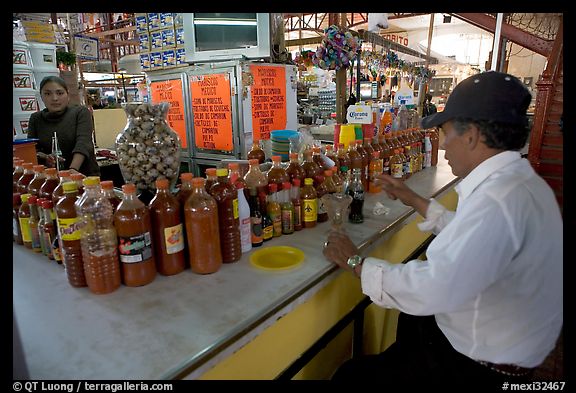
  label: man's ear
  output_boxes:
[466,124,482,150]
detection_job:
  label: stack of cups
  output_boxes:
[13,41,38,139]
[29,42,60,110]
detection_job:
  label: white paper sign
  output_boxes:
[75,35,99,60]
[394,80,414,106]
[346,104,372,124]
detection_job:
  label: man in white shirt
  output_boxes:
[323,71,563,386]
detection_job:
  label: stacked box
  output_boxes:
[138,12,186,72]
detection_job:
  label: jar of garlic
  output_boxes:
[115,102,181,193]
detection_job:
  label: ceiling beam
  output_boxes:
[452,13,553,57]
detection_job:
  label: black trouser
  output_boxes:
[331,313,532,388]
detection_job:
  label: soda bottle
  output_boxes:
[76,177,121,294]
[148,178,186,276]
[55,182,86,287]
[184,177,222,274]
[115,183,157,287]
[346,168,365,224]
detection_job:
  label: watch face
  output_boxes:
[347,255,362,269]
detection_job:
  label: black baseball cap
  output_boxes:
[421,71,532,129]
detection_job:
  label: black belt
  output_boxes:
[477,360,534,377]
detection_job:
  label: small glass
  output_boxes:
[321,192,352,233]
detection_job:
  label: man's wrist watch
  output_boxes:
[346,255,364,270]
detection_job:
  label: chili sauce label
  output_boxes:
[119,232,153,263]
[163,224,184,254]
[19,217,31,243]
[303,199,317,222]
[57,218,81,241]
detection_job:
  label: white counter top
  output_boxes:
[13,151,459,380]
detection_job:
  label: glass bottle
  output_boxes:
[184,177,222,274]
[204,168,217,192]
[316,170,337,223]
[390,149,404,179]
[346,168,365,224]
[27,164,46,197]
[267,155,290,191]
[55,182,86,287]
[17,162,35,194]
[379,134,392,176]
[302,150,323,188]
[13,159,24,192]
[380,102,394,136]
[347,140,363,174]
[336,143,351,180]
[228,163,248,190]
[52,170,72,206]
[280,181,294,235]
[36,198,50,257]
[267,183,282,237]
[403,145,412,179]
[236,182,252,253]
[101,180,121,212]
[430,128,440,166]
[247,138,266,164]
[114,183,157,287]
[149,178,186,276]
[75,177,121,294]
[18,193,32,249]
[324,145,339,173]
[330,166,343,193]
[355,140,369,191]
[13,193,23,245]
[248,188,263,247]
[285,152,306,185]
[209,168,241,263]
[244,158,269,211]
[368,151,383,193]
[300,178,317,228]
[27,195,42,253]
[39,200,57,261]
[291,178,303,231]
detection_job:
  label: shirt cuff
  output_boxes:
[417,198,446,233]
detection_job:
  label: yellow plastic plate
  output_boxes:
[250,246,305,271]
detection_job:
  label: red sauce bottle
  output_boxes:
[27,164,46,197]
[209,168,241,263]
[184,177,222,274]
[149,178,185,276]
[114,183,157,287]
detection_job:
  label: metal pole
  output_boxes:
[421,13,435,116]
[121,74,127,102]
[490,13,504,71]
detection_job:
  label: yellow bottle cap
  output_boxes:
[304,178,313,185]
[216,168,228,177]
[82,176,100,187]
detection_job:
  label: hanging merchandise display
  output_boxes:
[312,25,361,71]
[115,102,181,193]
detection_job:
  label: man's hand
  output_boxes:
[322,230,360,275]
[374,173,431,218]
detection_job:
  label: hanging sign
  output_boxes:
[189,73,234,151]
[250,65,287,141]
[150,79,187,148]
[346,104,372,124]
[74,35,99,60]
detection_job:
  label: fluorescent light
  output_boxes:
[194,19,257,26]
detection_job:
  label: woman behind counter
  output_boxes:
[28,76,100,177]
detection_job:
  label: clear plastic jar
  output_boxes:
[115,102,181,193]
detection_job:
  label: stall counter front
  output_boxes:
[13,151,459,379]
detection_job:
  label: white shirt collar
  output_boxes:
[455,150,522,202]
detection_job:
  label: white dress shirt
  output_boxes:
[361,151,563,367]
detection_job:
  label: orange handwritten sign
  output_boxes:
[150,79,187,148]
[190,73,234,151]
[250,65,287,141]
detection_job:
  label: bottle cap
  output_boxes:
[122,183,136,194]
[180,172,194,181]
[58,170,72,177]
[248,159,259,165]
[268,183,277,192]
[372,151,380,158]
[205,168,217,176]
[70,173,84,181]
[289,152,298,159]
[82,176,100,187]
[28,195,37,204]
[42,200,54,209]
[216,168,228,177]
[22,163,34,170]
[191,177,205,187]
[20,193,31,203]
[45,168,57,176]
[101,180,114,189]
[324,170,332,177]
[292,178,301,187]
[62,181,78,193]
[155,178,169,189]
[228,162,239,170]
[282,181,291,189]
[33,164,45,172]
[272,155,281,162]
[304,178,313,186]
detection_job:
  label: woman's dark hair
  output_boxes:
[452,117,529,151]
[40,75,69,93]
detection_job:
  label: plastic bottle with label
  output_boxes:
[291,178,303,231]
[184,177,222,274]
[301,178,317,228]
[114,183,157,287]
[368,151,383,193]
[55,182,86,287]
[236,182,252,253]
[76,177,121,294]
[18,193,33,248]
[149,178,186,276]
[101,180,121,212]
[209,168,241,263]
[39,168,59,201]
[280,181,294,235]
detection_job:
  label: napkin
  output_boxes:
[373,201,390,216]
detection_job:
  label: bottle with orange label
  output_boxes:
[149,178,186,276]
[209,168,241,263]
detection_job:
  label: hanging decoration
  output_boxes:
[360,48,436,88]
[294,49,315,71]
[312,25,361,71]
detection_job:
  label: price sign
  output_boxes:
[150,79,187,148]
[250,65,287,141]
